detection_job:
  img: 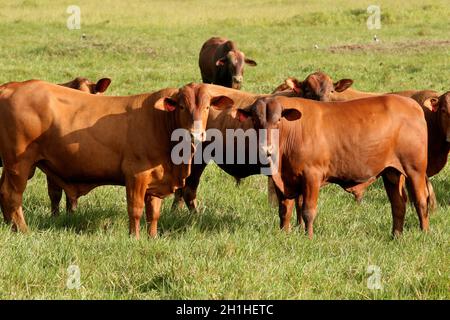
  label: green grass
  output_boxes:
[0,0,449,299]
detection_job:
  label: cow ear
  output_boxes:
[281,108,302,121]
[333,79,353,92]
[424,97,439,112]
[234,109,252,122]
[211,96,234,110]
[216,56,227,66]
[244,58,257,66]
[286,78,301,94]
[95,78,111,93]
[154,97,178,112]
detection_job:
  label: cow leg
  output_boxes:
[406,172,429,232]
[65,193,78,213]
[125,175,149,239]
[295,196,304,226]
[0,164,32,232]
[382,172,407,237]
[426,177,437,212]
[301,177,320,239]
[278,198,294,231]
[271,180,294,231]
[47,176,63,216]
[171,188,184,211]
[171,162,207,213]
[145,194,162,238]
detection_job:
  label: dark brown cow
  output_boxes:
[199,37,257,90]
[171,84,297,211]
[423,92,450,175]
[235,95,430,238]
[0,81,232,238]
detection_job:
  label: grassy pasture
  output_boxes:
[0,0,449,299]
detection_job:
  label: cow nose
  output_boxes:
[191,130,206,145]
[233,76,243,84]
[262,145,273,157]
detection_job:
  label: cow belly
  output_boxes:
[40,143,123,183]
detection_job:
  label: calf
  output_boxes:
[0,81,232,238]
[235,95,430,238]
[199,37,257,90]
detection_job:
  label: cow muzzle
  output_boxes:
[233,76,243,84]
[190,130,206,145]
[261,144,274,157]
[232,76,243,89]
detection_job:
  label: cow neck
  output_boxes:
[268,117,302,196]
[212,61,233,88]
[158,108,178,143]
[142,95,192,190]
[133,92,179,149]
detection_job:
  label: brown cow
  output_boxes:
[59,77,111,94]
[171,84,296,211]
[273,72,444,208]
[0,77,112,215]
[47,77,112,215]
[273,72,436,103]
[0,81,233,238]
[272,72,357,101]
[235,95,430,238]
[199,37,257,90]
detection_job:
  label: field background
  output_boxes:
[0,0,449,299]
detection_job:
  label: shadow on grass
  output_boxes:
[158,205,244,237]
[28,205,124,235]
[25,199,243,236]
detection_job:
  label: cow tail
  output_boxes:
[267,177,278,207]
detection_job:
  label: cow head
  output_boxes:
[273,72,353,101]
[235,97,301,160]
[426,92,450,142]
[216,49,257,90]
[60,77,112,94]
[156,83,234,145]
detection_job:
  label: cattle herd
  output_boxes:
[0,36,448,239]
